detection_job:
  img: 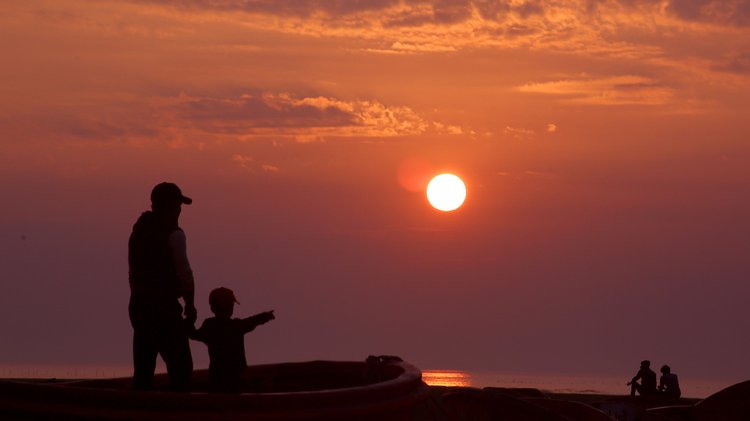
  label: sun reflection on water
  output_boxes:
[422,370,472,387]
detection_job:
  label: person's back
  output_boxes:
[642,366,657,394]
[129,211,181,299]
[659,365,681,398]
[190,287,274,392]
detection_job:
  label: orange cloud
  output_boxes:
[667,0,750,27]
[497,169,560,180]
[517,76,674,105]
[232,154,279,173]
[159,92,434,142]
[114,0,747,104]
[503,126,535,140]
[232,153,255,170]
[2,0,747,160]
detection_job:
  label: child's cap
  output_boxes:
[209,287,240,307]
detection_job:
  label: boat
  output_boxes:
[0,356,430,421]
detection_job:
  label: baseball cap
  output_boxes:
[209,287,240,307]
[151,182,192,205]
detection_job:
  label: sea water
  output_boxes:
[0,364,132,380]
[422,369,732,399]
[0,364,732,399]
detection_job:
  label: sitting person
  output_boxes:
[658,365,681,399]
[627,360,657,396]
[189,287,275,392]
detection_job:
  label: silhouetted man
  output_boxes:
[627,360,657,396]
[128,182,196,391]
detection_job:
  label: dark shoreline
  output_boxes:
[546,391,700,406]
[0,377,705,404]
[0,378,723,421]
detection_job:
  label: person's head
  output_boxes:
[661,365,671,374]
[209,287,239,318]
[150,182,192,220]
[641,360,651,368]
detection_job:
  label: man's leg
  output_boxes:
[161,331,193,391]
[132,328,158,390]
[129,297,158,391]
[159,302,193,392]
[631,382,641,396]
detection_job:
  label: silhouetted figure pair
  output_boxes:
[627,360,681,398]
[128,183,274,393]
[128,182,197,391]
[189,287,275,393]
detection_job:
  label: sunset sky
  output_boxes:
[2,0,750,387]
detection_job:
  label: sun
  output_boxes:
[426,173,466,212]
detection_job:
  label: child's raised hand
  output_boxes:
[261,310,275,323]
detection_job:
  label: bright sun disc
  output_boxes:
[426,173,466,212]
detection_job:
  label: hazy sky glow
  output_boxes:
[2,0,750,388]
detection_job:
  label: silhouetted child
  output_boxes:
[189,287,275,392]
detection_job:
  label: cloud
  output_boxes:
[497,170,560,180]
[433,0,474,24]
[130,0,666,57]
[667,0,750,27]
[5,0,747,155]
[124,1,742,52]
[75,1,748,94]
[232,154,279,173]
[389,41,458,53]
[180,93,356,130]
[232,153,255,170]
[2,103,164,145]
[131,0,402,17]
[503,126,535,140]
[547,123,558,132]
[432,122,464,135]
[175,92,429,140]
[517,75,674,105]
[713,50,750,74]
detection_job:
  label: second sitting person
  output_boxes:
[189,287,275,392]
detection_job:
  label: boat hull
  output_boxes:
[0,359,429,421]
